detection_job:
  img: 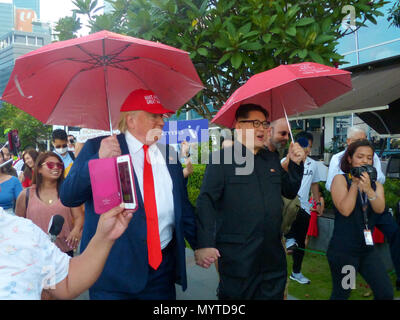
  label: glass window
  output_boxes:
[359,40,400,64]
[333,116,351,151]
[14,35,26,43]
[340,52,358,68]
[28,36,35,45]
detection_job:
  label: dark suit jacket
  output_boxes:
[196,142,303,281]
[60,134,196,293]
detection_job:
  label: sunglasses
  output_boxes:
[42,161,64,170]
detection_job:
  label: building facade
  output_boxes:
[0,0,50,100]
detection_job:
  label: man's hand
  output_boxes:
[195,248,221,269]
[288,142,306,165]
[99,135,121,159]
[96,204,134,242]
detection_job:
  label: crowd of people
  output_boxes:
[0,88,398,300]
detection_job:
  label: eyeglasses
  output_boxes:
[69,139,75,144]
[42,161,64,170]
[239,120,270,129]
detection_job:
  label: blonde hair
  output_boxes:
[118,111,138,133]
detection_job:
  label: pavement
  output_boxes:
[75,248,297,300]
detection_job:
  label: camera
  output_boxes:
[350,165,377,182]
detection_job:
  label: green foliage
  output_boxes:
[55,0,388,121]
[384,178,400,211]
[53,14,81,41]
[186,164,206,206]
[0,103,52,151]
[388,0,400,28]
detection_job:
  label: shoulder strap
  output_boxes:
[68,150,75,161]
[25,187,30,210]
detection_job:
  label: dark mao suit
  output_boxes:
[59,134,196,299]
[196,142,303,299]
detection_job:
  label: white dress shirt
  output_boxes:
[325,149,385,192]
[125,131,175,249]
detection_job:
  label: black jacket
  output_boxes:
[196,142,303,279]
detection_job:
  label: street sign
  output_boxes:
[160,119,209,145]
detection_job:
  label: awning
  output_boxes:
[356,98,400,135]
[289,55,400,119]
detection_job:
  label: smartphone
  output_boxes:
[116,155,137,210]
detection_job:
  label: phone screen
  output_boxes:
[117,161,134,203]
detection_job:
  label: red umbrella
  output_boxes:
[1,30,204,132]
[212,62,352,129]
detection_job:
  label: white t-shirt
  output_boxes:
[325,150,385,192]
[0,208,70,300]
[282,156,321,214]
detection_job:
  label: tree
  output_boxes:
[388,0,400,28]
[56,0,388,120]
[0,103,52,151]
[53,13,82,41]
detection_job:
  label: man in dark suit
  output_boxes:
[60,89,196,300]
[195,104,304,300]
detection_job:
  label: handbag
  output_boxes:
[281,196,300,234]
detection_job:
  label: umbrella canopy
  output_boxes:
[212,62,352,128]
[1,30,204,131]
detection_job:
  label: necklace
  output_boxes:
[48,199,53,204]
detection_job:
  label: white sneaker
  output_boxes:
[290,272,310,284]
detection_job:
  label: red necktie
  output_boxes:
[143,145,162,270]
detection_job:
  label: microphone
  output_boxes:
[48,214,65,243]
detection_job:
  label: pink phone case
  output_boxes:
[89,157,122,214]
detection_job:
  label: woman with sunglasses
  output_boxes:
[19,148,39,188]
[0,147,22,215]
[15,152,84,257]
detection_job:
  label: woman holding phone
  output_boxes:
[328,140,393,300]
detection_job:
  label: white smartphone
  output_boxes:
[116,155,137,210]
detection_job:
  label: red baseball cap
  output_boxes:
[120,89,174,114]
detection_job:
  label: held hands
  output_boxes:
[195,248,221,269]
[288,142,306,165]
[99,135,121,159]
[96,204,134,242]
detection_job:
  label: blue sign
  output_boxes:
[160,119,209,145]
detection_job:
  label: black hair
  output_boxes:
[295,131,314,143]
[235,104,269,121]
[52,129,68,142]
[340,139,375,173]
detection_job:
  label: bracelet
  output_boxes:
[367,193,377,201]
